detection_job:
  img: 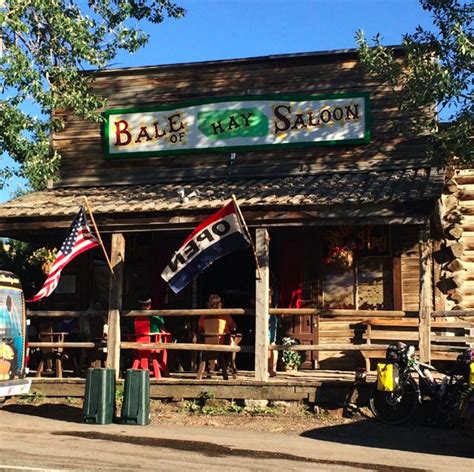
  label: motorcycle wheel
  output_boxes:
[458,390,474,433]
[370,377,419,425]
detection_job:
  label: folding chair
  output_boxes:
[196,317,236,380]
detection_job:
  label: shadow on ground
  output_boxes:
[301,418,474,459]
[4,403,84,424]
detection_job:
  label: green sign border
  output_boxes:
[103,92,371,159]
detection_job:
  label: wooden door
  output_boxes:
[275,234,320,369]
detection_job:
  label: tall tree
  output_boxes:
[0,0,185,190]
[356,0,472,165]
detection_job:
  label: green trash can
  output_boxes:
[83,368,116,424]
[121,369,151,425]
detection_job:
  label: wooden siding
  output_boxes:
[52,51,430,188]
[395,225,421,311]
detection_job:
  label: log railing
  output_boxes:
[27,308,474,374]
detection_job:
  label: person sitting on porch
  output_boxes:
[196,294,237,379]
[139,297,166,333]
[129,296,170,378]
[268,287,279,377]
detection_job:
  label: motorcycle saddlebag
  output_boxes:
[376,363,399,392]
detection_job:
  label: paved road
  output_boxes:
[0,406,472,471]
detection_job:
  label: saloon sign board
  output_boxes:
[103,93,370,158]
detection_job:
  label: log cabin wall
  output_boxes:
[458,170,474,308]
[52,49,430,188]
[437,169,474,310]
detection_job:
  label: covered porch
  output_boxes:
[2,167,472,386]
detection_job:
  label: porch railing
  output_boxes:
[27,308,474,378]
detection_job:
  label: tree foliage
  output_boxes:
[0,239,43,297]
[356,0,473,165]
[0,0,185,190]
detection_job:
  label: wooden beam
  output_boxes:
[269,343,389,351]
[28,342,103,349]
[106,233,125,378]
[122,308,255,317]
[418,224,432,363]
[119,342,391,352]
[271,308,406,317]
[27,310,107,318]
[121,308,407,317]
[255,228,270,381]
[0,202,433,235]
[120,342,248,352]
[432,310,474,317]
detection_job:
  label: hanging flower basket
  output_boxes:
[28,247,58,274]
[323,246,353,269]
[41,261,54,275]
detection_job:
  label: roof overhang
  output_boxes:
[0,168,445,240]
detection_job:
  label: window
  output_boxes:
[357,257,391,310]
[321,226,392,310]
[55,274,77,295]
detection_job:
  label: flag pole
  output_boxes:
[231,194,262,280]
[83,196,114,275]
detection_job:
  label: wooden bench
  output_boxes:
[358,318,474,371]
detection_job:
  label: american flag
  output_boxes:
[27,207,99,303]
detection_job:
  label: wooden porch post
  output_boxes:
[255,228,270,381]
[106,233,125,378]
[419,224,432,363]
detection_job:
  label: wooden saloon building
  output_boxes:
[0,47,472,389]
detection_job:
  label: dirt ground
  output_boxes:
[152,400,355,434]
[7,396,355,435]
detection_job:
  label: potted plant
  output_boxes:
[281,337,305,371]
[28,247,58,275]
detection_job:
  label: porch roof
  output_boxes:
[0,167,444,220]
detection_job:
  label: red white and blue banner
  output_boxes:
[161,201,251,293]
[27,208,99,303]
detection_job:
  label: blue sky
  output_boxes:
[0,0,434,202]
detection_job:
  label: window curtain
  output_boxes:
[277,238,305,309]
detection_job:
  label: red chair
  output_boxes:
[129,317,171,378]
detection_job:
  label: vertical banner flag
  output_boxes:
[27,207,99,303]
[161,201,251,293]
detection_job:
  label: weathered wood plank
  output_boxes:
[432,310,474,317]
[106,233,124,378]
[28,342,103,348]
[122,308,407,317]
[419,225,432,363]
[269,343,388,351]
[432,335,474,342]
[363,319,472,328]
[255,228,270,381]
[51,52,429,188]
[120,342,248,352]
[27,310,107,318]
[362,332,419,341]
[122,308,254,317]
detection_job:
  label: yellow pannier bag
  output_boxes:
[376,363,399,392]
[469,363,474,387]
